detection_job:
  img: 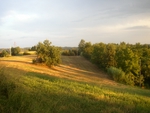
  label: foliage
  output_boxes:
[11,47,21,56]
[82,42,93,60]
[107,66,126,83]
[116,45,140,75]
[91,43,107,69]
[35,40,61,67]
[78,39,85,55]
[79,40,150,87]
[0,50,9,57]
[105,44,116,68]
[29,45,37,51]
[62,49,78,56]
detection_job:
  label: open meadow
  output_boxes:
[0,55,150,113]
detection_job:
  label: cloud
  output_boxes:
[125,26,150,30]
[1,0,150,48]
[1,10,39,26]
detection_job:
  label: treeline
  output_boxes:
[62,49,78,56]
[0,46,37,57]
[78,39,150,87]
[0,47,21,57]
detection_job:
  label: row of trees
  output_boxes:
[62,49,78,56]
[0,47,21,57]
[29,46,37,51]
[0,40,61,67]
[78,39,150,87]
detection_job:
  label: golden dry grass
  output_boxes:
[0,55,118,87]
[1,55,150,113]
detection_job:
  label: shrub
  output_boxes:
[107,67,136,85]
[107,66,126,83]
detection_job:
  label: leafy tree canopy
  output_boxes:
[11,47,21,56]
[35,40,61,67]
[79,39,150,87]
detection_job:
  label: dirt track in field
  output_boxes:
[0,55,118,86]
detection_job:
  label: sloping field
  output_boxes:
[55,56,116,85]
[0,55,116,86]
[0,55,150,113]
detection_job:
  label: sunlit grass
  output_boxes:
[0,67,150,113]
[0,56,150,113]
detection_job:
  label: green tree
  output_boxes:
[0,50,9,57]
[105,44,116,68]
[78,39,85,55]
[36,40,61,67]
[91,43,107,69]
[115,44,141,86]
[72,49,78,56]
[141,48,150,86]
[62,50,69,56]
[11,47,21,56]
[29,45,37,51]
[62,49,78,56]
[77,40,150,87]
[83,42,93,60]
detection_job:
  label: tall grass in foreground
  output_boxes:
[0,68,150,113]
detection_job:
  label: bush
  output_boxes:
[107,67,126,83]
[107,67,136,85]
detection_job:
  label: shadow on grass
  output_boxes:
[61,56,101,72]
[0,60,32,64]
[25,71,150,98]
[1,58,150,99]
[1,67,150,113]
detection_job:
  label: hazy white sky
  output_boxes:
[0,0,150,48]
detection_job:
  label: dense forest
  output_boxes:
[78,39,150,87]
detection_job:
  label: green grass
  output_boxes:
[0,67,150,113]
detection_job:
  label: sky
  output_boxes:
[0,0,150,48]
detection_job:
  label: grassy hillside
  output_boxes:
[0,55,150,113]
